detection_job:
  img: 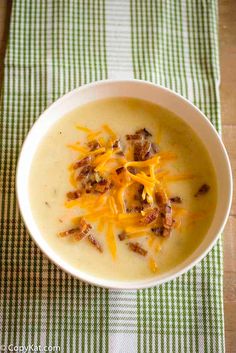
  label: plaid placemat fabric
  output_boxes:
[0,1,223,352]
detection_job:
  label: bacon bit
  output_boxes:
[135,128,152,138]
[77,165,93,179]
[67,190,81,200]
[155,192,163,205]
[170,196,182,203]
[94,179,111,193]
[151,227,164,236]
[73,156,91,169]
[140,208,159,225]
[134,186,149,205]
[112,139,121,148]
[116,151,125,156]
[128,242,147,256]
[126,134,142,140]
[144,142,160,160]
[136,184,144,200]
[164,203,173,227]
[134,141,151,161]
[195,183,210,197]
[151,142,159,154]
[85,184,93,194]
[118,231,127,241]
[162,202,173,237]
[74,219,92,240]
[59,228,79,237]
[58,218,92,240]
[87,140,101,151]
[127,166,137,175]
[126,206,143,213]
[87,234,103,252]
[152,196,173,237]
[116,167,125,175]
[162,228,171,237]
[155,191,168,205]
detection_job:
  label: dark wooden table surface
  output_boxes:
[0,0,235,351]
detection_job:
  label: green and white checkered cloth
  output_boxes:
[0,1,224,352]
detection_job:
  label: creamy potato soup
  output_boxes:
[29,98,217,281]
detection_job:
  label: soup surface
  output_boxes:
[29,97,217,281]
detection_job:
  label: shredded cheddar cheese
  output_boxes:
[118,213,140,220]
[148,257,158,273]
[69,171,78,188]
[87,130,102,140]
[62,123,199,275]
[97,218,105,232]
[108,196,118,215]
[127,171,154,188]
[65,199,81,208]
[125,156,160,169]
[125,226,150,234]
[97,137,106,146]
[125,146,133,160]
[117,186,126,213]
[102,124,117,139]
[94,150,114,171]
[67,144,88,154]
[88,147,106,156]
[127,232,148,239]
[76,125,92,133]
[149,165,155,179]
[148,234,155,247]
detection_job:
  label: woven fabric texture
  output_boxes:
[0,1,223,352]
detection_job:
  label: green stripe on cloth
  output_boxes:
[0,1,224,352]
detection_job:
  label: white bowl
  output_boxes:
[16,80,233,289]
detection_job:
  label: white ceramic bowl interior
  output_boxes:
[16,80,233,289]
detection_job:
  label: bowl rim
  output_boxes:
[16,78,233,289]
